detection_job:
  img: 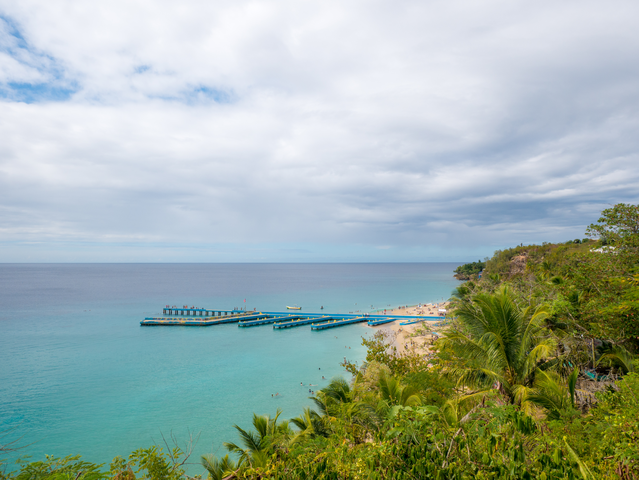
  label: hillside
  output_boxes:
[2,204,638,480]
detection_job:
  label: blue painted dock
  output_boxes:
[399,317,442,325]
[367,317,396,326]
[311,317,367,330]
[141,312,266,326]
[238,315,299,327]
[143,307,448,329]
[274,316,334,329]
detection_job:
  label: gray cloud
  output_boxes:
[0,0,638,261]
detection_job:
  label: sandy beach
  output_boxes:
[367,301,450,356]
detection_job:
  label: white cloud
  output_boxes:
[0,0,638,261]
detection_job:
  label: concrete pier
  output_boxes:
[311,317,367,330]
[143,307,445,329]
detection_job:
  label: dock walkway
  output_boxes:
[238,315,300,327]
[142,312,264,326]
[399,317,442,326]
[142,308,447,330]
[162,307,243,317]
[367,317,396,326]
[274,316,333,329]
[311,317,367,330]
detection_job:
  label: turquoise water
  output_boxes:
[0,263,461,473]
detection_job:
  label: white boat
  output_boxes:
[286,305,302,310]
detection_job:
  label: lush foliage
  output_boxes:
[2,204,637,479]
[441,286,556,406]
[454,261,486,278]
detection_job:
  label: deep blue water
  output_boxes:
[0,263,461,473]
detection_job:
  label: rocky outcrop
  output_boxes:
[454,273,472,280]
[508,254,528,277]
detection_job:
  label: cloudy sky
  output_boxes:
[1,0,638,262]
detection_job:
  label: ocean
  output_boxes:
[0,263,461,473]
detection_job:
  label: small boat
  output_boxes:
[286,305,302,310]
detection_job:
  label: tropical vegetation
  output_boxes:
[1,203,638,479]
[453,261,485,280]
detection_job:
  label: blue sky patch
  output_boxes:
[134,65,151,74]
[1,82,78,103]
[1,15,77,103]
[187,85,234,104]
[0,15,28,50]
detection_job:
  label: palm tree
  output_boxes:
[441,286,555,406]
[597,344,636,373]
[223,409,290,468]
[538,260,554,280]
[312,377,359,420]
[201,454,237,480]
[526,367,579,419]
[451,283,475,300]
[376,371,422,422]
[289,407,330,443]
[318,377,353,405]
[313,377,379,440]
[378,371,421,407]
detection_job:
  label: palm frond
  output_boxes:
[309,395,329,416]
[233,424,263,453]
[201,454,223,480]
[597,345,636,373]
[321,377,352,403]
[568,367,579,407]
[563,439,595,480]
[443,286,555,404]
[521,339,557,379]
[526,370,570,419]
[201,454,237,480]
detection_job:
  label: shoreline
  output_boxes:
[366,301,450,355]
